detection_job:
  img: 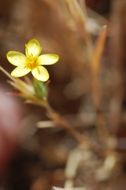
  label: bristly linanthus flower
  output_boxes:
[6,39,59,81]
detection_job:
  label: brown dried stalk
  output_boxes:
[109,0,125,135]
[91,26,110,142]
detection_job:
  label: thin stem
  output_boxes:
[43,101,84,144]
[31,99,103,152]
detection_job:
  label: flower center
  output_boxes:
[26,58,38,70]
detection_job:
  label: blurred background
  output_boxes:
[0,0,126,190]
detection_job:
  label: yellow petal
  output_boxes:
[32,66,49,81]
[11,67,30,77]
[37,54,59,65]
[25,39,42,58]
[7,51,27,66]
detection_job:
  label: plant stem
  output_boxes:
[43,101,85,144]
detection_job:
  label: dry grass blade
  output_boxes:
[53,187,85,190]
[91,25,107,73]
[90,26,110,142]
[65,0,93,61]
[0,66,14,81]
[37,121,55,128]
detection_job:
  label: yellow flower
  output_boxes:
[6,39,59,81]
